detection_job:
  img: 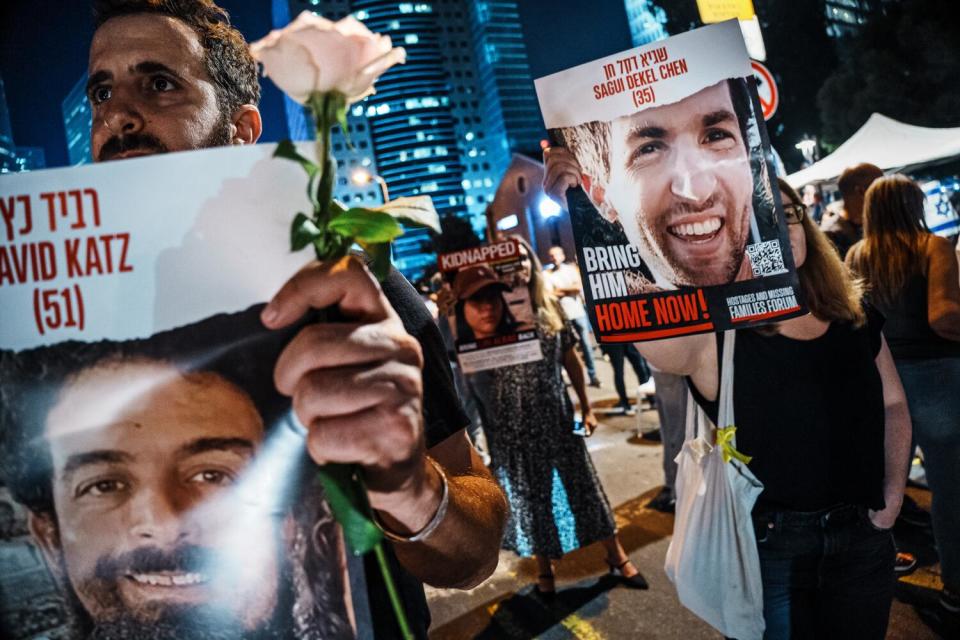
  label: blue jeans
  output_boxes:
[751,505,895,639]
[571,315,597,379]
[599,343,650,406]
[896,356,960,591]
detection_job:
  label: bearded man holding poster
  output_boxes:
[0,1,507,638]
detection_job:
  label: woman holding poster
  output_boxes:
[547,145,911,637]
[465,238,647,596]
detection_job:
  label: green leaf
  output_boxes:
[360,241,392,281]
[374,196,441,232]
[291,212,322,252]
[274,139,318,178]
[316,464,383,555]
[329,208,404,243]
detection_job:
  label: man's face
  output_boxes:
[603,81,753,287]
[41,360,280,635]
[548,247,565,266]
[88,15,231,162]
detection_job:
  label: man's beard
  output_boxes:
[73,544,292,640]
[96,112,233,162]
[87,610,286,640]
[648,195,750,286]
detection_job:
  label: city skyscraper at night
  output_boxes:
[274,0,540,278]
[0,76,16,172]
[62,74,93,166]
[1,75,46,173]
[624,0,669,47]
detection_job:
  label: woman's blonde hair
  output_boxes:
[847,174,928,306]
[510,235,566,334]
[777,178,865,326]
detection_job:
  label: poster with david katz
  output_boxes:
[534,21,805,342]
[0,145,374,640]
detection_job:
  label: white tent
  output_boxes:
[786,114,960,188]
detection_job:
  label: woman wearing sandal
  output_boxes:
[464,236,647,596]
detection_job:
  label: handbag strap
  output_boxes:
[717,329,736,434]
[716,330,752,464]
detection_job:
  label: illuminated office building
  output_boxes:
[276,0,540,278]
[0,76,16,172]
[1,76,47,173]
[62,74,93,166]
[624,0,669,47]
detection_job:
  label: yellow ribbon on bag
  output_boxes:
[716,426,753,465]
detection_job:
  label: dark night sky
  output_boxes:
[0,0,633,169]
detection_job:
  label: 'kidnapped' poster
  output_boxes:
[0,146,374,640]
[438,239,542,373]
[535,21,805,341]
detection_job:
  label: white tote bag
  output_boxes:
[664,330,766,640]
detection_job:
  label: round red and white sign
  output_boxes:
[750,60,778,121]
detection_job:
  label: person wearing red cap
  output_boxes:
[463,238,647,598]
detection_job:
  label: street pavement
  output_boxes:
[425,351,954,639]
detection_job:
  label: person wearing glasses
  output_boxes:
[545,146,911,638]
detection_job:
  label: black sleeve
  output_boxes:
[379,267,469,448]
[863,302,886,357]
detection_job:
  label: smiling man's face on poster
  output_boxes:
[604,81,754,288]
[28,358,293,639]
[561,79,757,290]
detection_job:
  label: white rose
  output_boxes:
[250,11,406,105]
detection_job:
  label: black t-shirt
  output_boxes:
[688,308,887,513]
[364,266,469,639]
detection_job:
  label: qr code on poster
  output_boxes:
[746,240,788,277]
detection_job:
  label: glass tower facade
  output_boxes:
[1,76,47,173]
[277,0,539,279]
[62,74,93,166]
[470,1,544,170]
[0,76,16,172]
[624,0,669,47]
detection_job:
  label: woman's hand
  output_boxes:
[868,501,900,531]
[582,409,598,438]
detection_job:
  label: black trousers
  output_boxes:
[600,343,650,407]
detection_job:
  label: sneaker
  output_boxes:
[942,587,960,613]
[894,551,918,576]
[589,377,602,388]
[647,486,675,513]
[613,404,637,416]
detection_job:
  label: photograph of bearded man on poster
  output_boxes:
[553,77,781,292]
[0,307,353,640]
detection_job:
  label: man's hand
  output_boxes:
[542,146,582,210]
[261,256,441,533]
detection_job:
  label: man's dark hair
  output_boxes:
[0,304,300,517]
[93,0,261,114]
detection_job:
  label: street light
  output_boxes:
[538,196,562,219]
[351,167,390,203]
